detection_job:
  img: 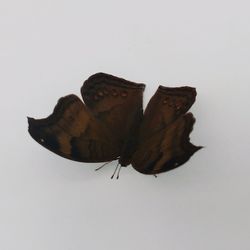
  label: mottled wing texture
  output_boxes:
[131,86,202,174]
[28,73,145,163]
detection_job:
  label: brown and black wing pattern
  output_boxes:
[28,73,145,163]
[131,86,202,174]
[28,94,119,162]
[81,73,145,150]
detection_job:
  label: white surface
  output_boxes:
[1,0,250,249]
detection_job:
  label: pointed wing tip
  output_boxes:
[196,145,204,151]
[27,116,34,123]
[27,116,34,131]
[27,116,37,137]
[194,145,203,152]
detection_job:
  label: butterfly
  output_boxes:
[28,73,202,178]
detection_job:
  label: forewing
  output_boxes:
[28,73,145,163]
[28,95,120,162]
[131,86,202,174]
[81,73,145,148]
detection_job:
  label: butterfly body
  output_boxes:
[28,73,201,175]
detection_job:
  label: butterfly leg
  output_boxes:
[116,165,122,179]
[95,161,112,171]
[111,162,120,179]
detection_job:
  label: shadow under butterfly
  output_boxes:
[28,73,202,179]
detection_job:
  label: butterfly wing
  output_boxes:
[28,73,145,163]
[28,94,119,162]
[81,73,145,147]
[131,86,202,174]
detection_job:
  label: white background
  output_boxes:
[1,0,250,249]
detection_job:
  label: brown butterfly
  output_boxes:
[28,73,202,178]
